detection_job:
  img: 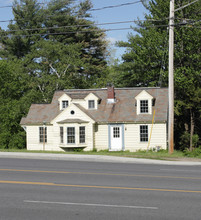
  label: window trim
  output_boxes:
[140,100,149,114]
[79,126,85,144]
[88,100,95,109]
[39,127,47,143]
[67,127,75,144]
[62,100,69,109]
[60,127,64,144]
[140,125,148,142]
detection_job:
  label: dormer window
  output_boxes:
[58,94,71,110]
[140,100,148,113]
[135,90,153,115]
[88,100,95,109]
[62,100,68,109]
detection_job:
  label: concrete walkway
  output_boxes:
[0,152,201,166]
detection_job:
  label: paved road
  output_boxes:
[0,158,201,220]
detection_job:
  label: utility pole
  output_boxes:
[168,0,199,154]
[140,0,199,154]
[168,0,174,154]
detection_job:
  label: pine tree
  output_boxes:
[0,0,43,59]
[0,0,108,102]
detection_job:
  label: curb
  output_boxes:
[0,152,201,166]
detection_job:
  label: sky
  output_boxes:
[0,0,149,61]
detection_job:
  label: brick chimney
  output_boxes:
[107,85,116,103]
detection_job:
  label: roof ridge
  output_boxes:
[63,87,167,92]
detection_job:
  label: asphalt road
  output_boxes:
[0,158,201,220]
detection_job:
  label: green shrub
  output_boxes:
[73,148,84,152]
[183,147,201,157]
[179,132,199,151]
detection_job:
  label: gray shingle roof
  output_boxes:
[57,119,89,124]
[20,87,168,125]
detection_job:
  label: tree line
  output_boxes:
[0,0,200,151]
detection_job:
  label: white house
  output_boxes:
[20,87,168,152]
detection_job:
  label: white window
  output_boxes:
[39,127,47,143]
[62,100,68,109]
[140,100,148,113]
[88,100,95,109]
[79,126,85,143]
[60,127,64,143]
[67,127,75,144]
[140,125,148,142]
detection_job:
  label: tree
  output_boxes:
[0,0,43,59]
[0,0,109,102]
[115,0,201,150]
[0,60,39,149]
[0,0,109,149]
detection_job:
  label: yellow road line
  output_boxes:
[0,168,201,180]
[0,180,201,193]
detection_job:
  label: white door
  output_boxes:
[110,125,122,151]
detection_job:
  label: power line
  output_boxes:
[0,16,165,24]
[0,0,142,10]
[175,0,200,12]
[89,1,141,11]
[0,19,168,33]
[1,15,200,25]
[0,22,199,39]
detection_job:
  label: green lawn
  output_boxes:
[0,148,199,160]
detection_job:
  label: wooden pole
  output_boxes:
[168,0,174,154]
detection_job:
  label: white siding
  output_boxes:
[72,99,86,109]
[93,123,167,152]
[94,124,108,151]
[51,103,94,124]
[51,104,95,151]
[124,123,167,152]
[26,121,167,152]
[26,103,96,151]
[26,125,63,151]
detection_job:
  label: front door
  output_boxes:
[110,125,123,151]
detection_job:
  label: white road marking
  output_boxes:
[24,200,158,210]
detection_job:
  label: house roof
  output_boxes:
[20,87,168,125]
[67,93,89,99]
[57,119,89,124]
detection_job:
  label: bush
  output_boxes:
[183,146,201,157]
[73,148,84,152]
[179,132,199,151]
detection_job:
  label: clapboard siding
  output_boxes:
[94,124,108,150]
[26,126,62,151]
[124,123,167,151]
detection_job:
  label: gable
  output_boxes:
[58,93,72,110]
[84,93,100,110]
[51,103,95,124]
[135,90,153,100]
[84,92,100,101]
